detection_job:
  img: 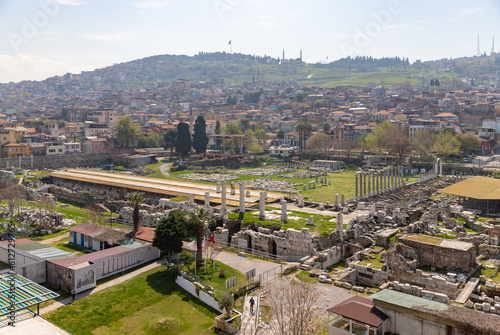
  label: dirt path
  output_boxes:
[158,162,172,177]
[39,232,69,245]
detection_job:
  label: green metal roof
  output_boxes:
[372,289,449,311]
[0,273,58,318]
[17,243,74,260]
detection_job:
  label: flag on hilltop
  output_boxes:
[228,40,232,45]
[210,234,215,244]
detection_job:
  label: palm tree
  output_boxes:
[127,191,144,232]
[188,207,214,267]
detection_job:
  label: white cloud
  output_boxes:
[77,31,138,42]
[458,7,483,16]
[0,53,98,83]
[55,0,87,5]
[133,1,169,9]
[255,15,277,28]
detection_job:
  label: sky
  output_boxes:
[0,0,499,83]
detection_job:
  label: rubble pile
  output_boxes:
[245,179,300,193]
[131,166,153,176]
[178,173,238,182]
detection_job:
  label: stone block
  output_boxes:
[258,227,271,235]
[483,303,491,312]
[474,303,483,310]
[464,300,474,308]
[334,280,343,287]
[342,282,352,290]
[353,286,365,293]
[434,293,449,303]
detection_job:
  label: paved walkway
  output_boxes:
[240,295,258,335]
[456,277,479,304]
[40,259,166,315]
[214,250,281,275]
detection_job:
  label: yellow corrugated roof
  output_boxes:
[440,176,500,199]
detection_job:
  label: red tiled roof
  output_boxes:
[131,227,156,242]
[69,223,106,236]
[327,295,387,327]
[50,246,131,267]
[0,238,36,246]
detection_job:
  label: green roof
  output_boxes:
[0,273,58,320]
[372,289,449,311]
[17,243,74,260]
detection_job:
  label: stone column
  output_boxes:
[31,155,33,170]
[220,181,227,216]
[216,180,221,194]
[372,172,375,194]
[239,182,245,213]
[355,172,360,200]
[259,191,266,219]
[18,156,21,169]
[439,159,443,176]
[335,194,339,207]
[341,194,345,206]
[231,182,236,196]
[298,195,304,208]
[205,191,210,207]
[370,204,376,217]
[281,200,287,223]
[367,173,371,196]
[189,194,194,206]
[363,173,367,198]
[307,216,314,226]
[375,172,379,194]
[337,213,343,241]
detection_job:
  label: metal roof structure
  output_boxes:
[0,273,58,321]
[440,176,500,200]
[372,289,449,312]
[50,169,283,207]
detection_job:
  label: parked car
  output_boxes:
[462,157,472,163]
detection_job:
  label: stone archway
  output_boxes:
[268,239,277,256]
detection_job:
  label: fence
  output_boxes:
[257,264,283,287]
[216,240,305,263]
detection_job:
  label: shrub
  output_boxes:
[219,268,226,278]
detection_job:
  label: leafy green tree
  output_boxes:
[218,292,234,319]
[176,122,192,159]
[164,129,178,159]
[276,130,285,139]
[455,133,481,155]
[387,136,413,163]
[371,121,404,153]
[254,128,270,149]
[322,122,331,134]
[240,119,250,132]
[307,132,330,152]
[127,192,143,232]
[153,212,187,264]
[295,121,313,150]
[243,92,261,104]
[226,95,237,105]
[116,116,141,148]
[187,208,214,267]
[412,129,435,162]
[215,120,221,134]
[433,131,460,159]
[193,116,209,154]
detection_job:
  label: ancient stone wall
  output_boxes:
[0,152,113,170]
[397,238,476,272]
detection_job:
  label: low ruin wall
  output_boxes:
[0,152,114,170]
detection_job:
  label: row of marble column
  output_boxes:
[5,155,34,170]
[355,166,405,200]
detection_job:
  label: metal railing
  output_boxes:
[216,240,305,263]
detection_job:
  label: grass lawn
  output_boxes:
[48,237,91,256]
[228,207,336,235]
[358,252,385,270]
[296,271,318,284]
[472,261,500,283]
[184,260,245,299]
[46,266,219,335]
[144,164,419,204]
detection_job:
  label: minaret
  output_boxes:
[300,49,302,61]
[283,49,285,60]
[477,34,480,56]
[492,36,495,54]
